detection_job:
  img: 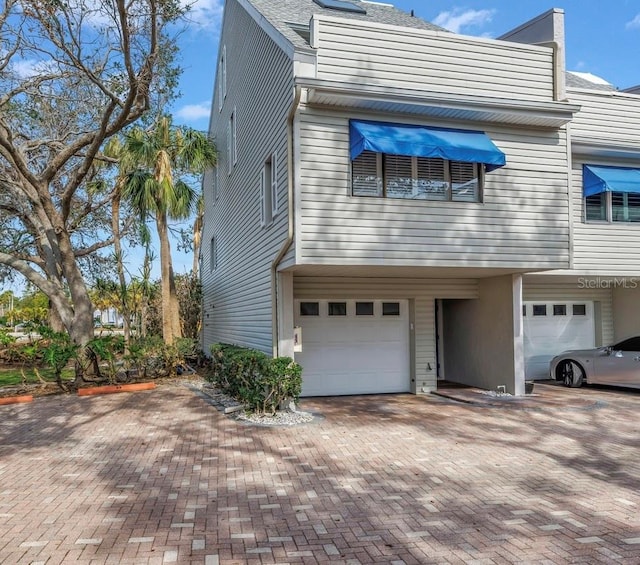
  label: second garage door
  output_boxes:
[523,301,595,379]
[294,299,410,396]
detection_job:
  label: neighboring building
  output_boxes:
[522,71,640,379]
[202,0,637,397]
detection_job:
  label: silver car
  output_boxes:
[550,336,640,388]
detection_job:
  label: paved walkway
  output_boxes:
[1,381,640,564]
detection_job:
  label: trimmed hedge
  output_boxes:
[209,343,302,415]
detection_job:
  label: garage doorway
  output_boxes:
[523,301,595,379]
[294,299,411,396]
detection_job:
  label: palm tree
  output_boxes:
[121,116,216,344]
[192,193,204,276]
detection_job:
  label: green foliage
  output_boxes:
[33,326,78,383]
[208,344,303,415]
[0,330,15,347]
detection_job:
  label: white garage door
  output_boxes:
[523,301,595,379]
[294,299,410,396]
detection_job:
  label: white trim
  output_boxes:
[301,77,579,128]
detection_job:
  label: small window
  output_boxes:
[382,302,400,316]
[328,302,347,316]
[532,304,547,316]
[210,237,217,271]
[553,304,566,316]
[214,166,219,201]
[356,302,374,316]
[218,45,226,112]
[261,153,277,226]
[300,302,319,316]
[522,305,526,316]
[227,110,236,174]
[572,304,586,316]
[270,153,278,216]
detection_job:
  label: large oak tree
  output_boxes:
[0,0,183,361]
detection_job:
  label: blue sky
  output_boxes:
[171,0,640,130]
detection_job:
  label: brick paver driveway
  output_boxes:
[1,382,640,564]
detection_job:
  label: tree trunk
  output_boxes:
[156,213,182,344]
[111,191,132,348]
[48,298,65,333]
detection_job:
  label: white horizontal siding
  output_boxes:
[201,0,293,355]
[293,276,478,394]
[569,90,640,141]
[296,109,570,269]
[314,18,555,102]
[567,89,640,274]
[523,280,613,345]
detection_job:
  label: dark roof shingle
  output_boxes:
[246,0,446,49]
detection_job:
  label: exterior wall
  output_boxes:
[523,276,614,346]
[612,287,640,342]
[312,16,555,102]
[293,276,478,392]
[568,89,640,275]
[296,109,570,269]
[443,275,524,395]
[201,0,294,354]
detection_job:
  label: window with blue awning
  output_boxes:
[582,164,640,197]
[349,120,506,171]
[583,165,640,223]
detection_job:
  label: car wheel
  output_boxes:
[558,360,584,388]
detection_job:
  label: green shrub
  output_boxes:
[209,343,302,415]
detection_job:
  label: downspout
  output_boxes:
[271,84,302,357]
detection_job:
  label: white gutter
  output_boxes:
[271,84,302,357]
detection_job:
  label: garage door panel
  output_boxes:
[294,299,410,396]
[524,301,594,379]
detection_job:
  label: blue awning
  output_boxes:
[583,165,640,197]
[349,120,506,171]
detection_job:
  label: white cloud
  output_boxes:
[12,58,54,79]
[433,8,495,34]
[626,14,640,29]
[175,102,211,122]
[181,0,224,30]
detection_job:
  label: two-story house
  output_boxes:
[201,0,582,397]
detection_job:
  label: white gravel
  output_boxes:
[190,380,316,426]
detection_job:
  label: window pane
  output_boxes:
[585,194,606,221]
[415,157,448,200]
[382,302,400,316]
[572,304,586,316]
[532,304,547,316]
[629,193,640,222]
[328,302,347,316]
[384,154,413,199]
[352,151,382,197]
[522,305,526,316]
[450,161,480,202]
[300,302,319,316]
[553,304,566,316]
[355,301,374,316]
[612,192,640,223]
[612,192,626,222]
